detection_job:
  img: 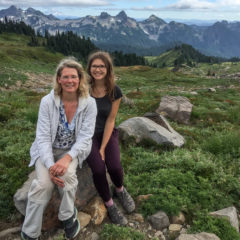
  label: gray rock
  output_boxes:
[156,96,193,124]
[208,88,216,92]
[210,206,239,232]
[122,95,135,107]
[14,171,36,215]
[91,232,100,240]
[170,211,186,225]
[0,226,21,238]
[13,161,97,230]
[177,232,220,240]
[119,117,184,147]
[148,211,170,230]
[155,231,166,240]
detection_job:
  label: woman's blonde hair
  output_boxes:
[53,57,89,97]
[87,51,115,101]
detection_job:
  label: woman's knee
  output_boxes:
[28,178,54,203]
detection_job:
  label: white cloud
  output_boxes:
[0,0,110,7]
[218,0,240,6]
[131,0,216,12]
[165,0,215,10]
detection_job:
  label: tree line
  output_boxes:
[0,17,35,36]
[0,18,145,66]
[173,44,224,67]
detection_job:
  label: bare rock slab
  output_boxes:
[119,117,184,147]
[210,206,239,232]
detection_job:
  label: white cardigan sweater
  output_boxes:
[29,90,97,169]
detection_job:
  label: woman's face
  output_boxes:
[58,67,80,94]
[90,59,107,82]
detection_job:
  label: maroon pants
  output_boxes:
[86,128,123,202]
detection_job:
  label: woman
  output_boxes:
[86,51,135,225]
[21,57,97,240]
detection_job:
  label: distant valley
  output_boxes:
[1,5,240,58]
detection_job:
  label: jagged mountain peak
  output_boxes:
[149,14,159,20]
[25,7,58,20]
[8,5,18,10]
[99,12,111,19]
[142,14,166,25]
[0,5,23,18]
[116,10,128,20]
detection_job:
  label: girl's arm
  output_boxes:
[100,98,121,160]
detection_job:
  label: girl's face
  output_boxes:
[58,67,80,94]
[90,59,107,82]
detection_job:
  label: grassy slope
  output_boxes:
[0,33,63,87]
[145,49,180,67]
[1,33,240,239]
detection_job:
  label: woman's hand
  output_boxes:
[99,148,105,161]
[49,154,72,176]
[49,171,65,188]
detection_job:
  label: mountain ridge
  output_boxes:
[1,5,240,58]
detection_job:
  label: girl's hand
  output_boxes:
[99,148,105,161]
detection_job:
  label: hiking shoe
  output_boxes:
[62,207,80,240]
[21,231,38,240]
[107,203,128,225]
[115,187,135,213]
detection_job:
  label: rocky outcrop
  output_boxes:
[13,161,97,231]
[156,96,193,124]
[118,116,184,147]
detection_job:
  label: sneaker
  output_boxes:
[62,207,80,240]
[107,203,128,225]
[21,231,38,240]
[115,187,135,213]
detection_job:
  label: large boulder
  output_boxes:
[118,117,184,147]
[14,161,97,231]
[210,206,239,232]
[156,96,193,124]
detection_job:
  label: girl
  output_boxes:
[86,51,135,225]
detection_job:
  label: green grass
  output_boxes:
[189,213,240,240]
[100,224,145,240]
[0,33,63,87]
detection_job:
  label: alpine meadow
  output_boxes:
[0,17,240,240]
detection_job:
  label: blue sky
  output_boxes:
[1,0,240,21]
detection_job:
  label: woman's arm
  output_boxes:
[36,96,55,169]
[100,98,121,160]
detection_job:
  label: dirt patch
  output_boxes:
[0,72,53,92]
